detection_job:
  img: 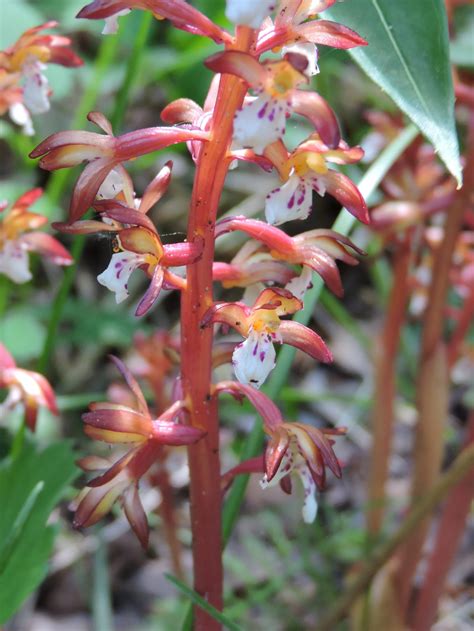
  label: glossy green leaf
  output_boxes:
[0,441,78,623]
[325,0,462,186]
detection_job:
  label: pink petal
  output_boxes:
[215,381,283,431]
[0,343,16,370]
[53,219,116,234]
[291,90,340,149]
[278,320,332,362]
[201,301,251,336]
[109,354,149,415]
[205,51,266,87]
[215,216,295,256]
[139,161,173,213]
[12,188,43,210]
[162,241,203,266]
[318,170,370,224]
[135,265,164,316]
[69,157,115,223]
[296,20,368,49]
[93,200,158,232]
[123,485,149,548]
[19,232,73,265]
[151,420,206,445]
[161,98,203,125]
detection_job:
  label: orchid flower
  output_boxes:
[0,188,72,283]
[215,216,365,297]
[213,240,296,290]
[264,135,369,225]
[0,344,58,432]
[74,356,205,547]
[257,0,367,55]
[54,163,202,315]
[216,381,345,522]
[29,111,209,223]
[203,287,331,388]
[0,21,82,134]
[205,50,341,153]
[77,0,232,44]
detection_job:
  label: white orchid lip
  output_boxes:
[102,9,131,35]
[265,172,313,225]
[0,240,32,283]
[22,58,50,115]
[225,0,276,29]
[233,93,289,154]
[97,250,149,303]
[232,329,278,389]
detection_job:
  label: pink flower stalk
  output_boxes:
[74,356,205,547]
[0,188,72,283]
[203,287,331,388]
[0,21,82,135]
[0,343,58,431]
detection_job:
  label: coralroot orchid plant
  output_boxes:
[22,0,368,626]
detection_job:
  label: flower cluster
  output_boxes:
[28,0,369,538]
[0,188,72,283]
[0,343,58,431]
[0,21,82,135]
[74,356,204,547]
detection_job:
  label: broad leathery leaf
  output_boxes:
[0,441,78,623]
[325,0,462,186]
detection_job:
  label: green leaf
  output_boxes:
[325,0,462,186]
[0,441,78,623]
[165,574,242,631]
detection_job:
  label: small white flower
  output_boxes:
[0,240,32,283]
[260,442,318,523]
[232,329,278,389]
[234,93,289,154]
[102,9,131,35]
[265,172,313,225]
[225,0,275,29]
[9,102,34,136]
[97,251,148,303]
[22,58,50,115]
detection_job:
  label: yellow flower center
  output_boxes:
[250,310,281,335]
[266,61,304,99]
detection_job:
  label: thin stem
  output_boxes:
[366,241,412,534]
[181,27,254,631]
[317,442,474,631]
[396,114,474,615]
[411,413,474,631]
[222,124,419,544]
[92,530,113,631]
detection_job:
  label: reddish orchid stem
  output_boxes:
[367,239,413,535]
[447,287,474,368]
[180,27,254,630]
[396,113,474,617]
[411,412,474,631]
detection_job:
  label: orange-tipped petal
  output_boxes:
[297,20,368,49]
[320,170,370,224]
